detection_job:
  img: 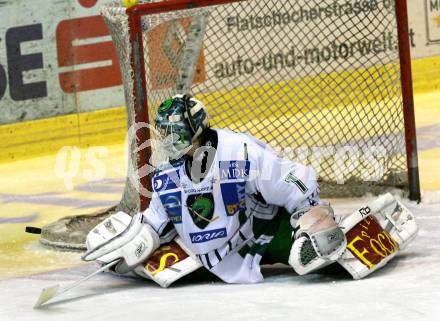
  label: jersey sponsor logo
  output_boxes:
[184,185,212,194]
[219,160,250,180]
[284,171,308,194]
[186,193,218,229]
[181,178,215,193]
[160,191,182,224]
[220,182,246,216]
[153,170,180,192]
[189,228,227,244]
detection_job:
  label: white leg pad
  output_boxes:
[337,193,418,279]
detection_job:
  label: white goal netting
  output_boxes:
[40,0,418,249]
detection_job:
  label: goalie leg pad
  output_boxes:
[133,236,203,288]
[337,193,418,279]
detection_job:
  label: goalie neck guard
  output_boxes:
[155,94,209,159]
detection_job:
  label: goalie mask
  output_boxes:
[155,94,209,159]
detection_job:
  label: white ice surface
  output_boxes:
[0,195,439,321]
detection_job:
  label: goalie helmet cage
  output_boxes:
[39,0,420,249]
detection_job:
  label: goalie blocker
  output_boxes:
[82,211,202,288]
[290,193,418,279]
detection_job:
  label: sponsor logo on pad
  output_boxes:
[346,216,399,269]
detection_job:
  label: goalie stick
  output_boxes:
[33,260,119,309]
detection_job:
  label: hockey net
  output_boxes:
[40,0,420,249]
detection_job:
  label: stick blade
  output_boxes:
[34,285,60,308]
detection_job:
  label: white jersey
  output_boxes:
[143,128,319,283]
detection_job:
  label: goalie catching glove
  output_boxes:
[289,204,347,275]
[82,212,160,274]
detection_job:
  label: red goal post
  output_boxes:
[394,0,420,202]
[103,0,421,213]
